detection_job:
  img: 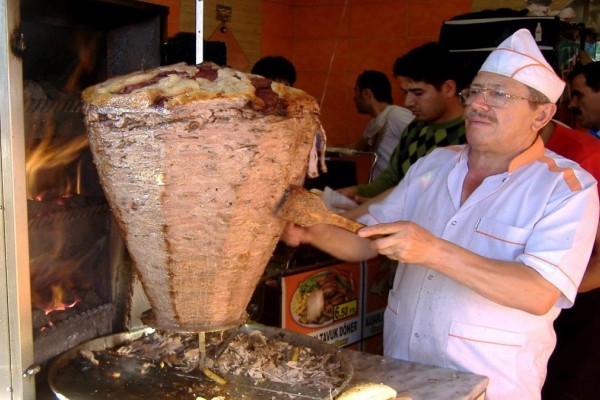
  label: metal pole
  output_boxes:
[196,0,204,64]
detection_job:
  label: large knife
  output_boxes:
[274,185,366,233]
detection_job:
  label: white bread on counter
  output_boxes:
[336,383,399,400]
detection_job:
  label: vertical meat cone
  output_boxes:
[82,62,324,331]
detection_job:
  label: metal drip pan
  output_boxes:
[48,324,353,399]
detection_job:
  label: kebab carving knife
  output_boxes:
[274,185,366,233]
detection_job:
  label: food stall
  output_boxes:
[0,1,489,398]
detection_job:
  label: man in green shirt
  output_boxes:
[338,42,467,201]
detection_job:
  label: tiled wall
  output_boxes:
[262,0,471,146]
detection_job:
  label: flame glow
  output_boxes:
[44,285,80,315]
[26,31,104,326]
[26,133,89,200]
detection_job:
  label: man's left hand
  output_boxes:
[358,221,437,265]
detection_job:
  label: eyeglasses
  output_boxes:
[458,87,547,107]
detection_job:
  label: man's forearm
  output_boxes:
[431,240,561,315]
[301,224,378,262]
[359,221,561,315]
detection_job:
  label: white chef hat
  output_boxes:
[479,28,565,103]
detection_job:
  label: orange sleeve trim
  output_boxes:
[540,155,583,192]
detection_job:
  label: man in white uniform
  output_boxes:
[281,29,599,399]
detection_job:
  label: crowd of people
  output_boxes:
[252,27,600,400]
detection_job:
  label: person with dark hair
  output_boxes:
[567,61,600,139]
[540,61,600,400]
[350,70,414,178]
[250,56,297,87]
[337,42,466,202]
[392,42,469,90]
[356,70,394,104]
[281,29,598,399]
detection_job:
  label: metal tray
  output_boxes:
[48,324,353,400]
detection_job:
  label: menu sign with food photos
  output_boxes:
[281,262,362,347]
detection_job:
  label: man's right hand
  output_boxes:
[280,221,378,263]
[280,222,307,247]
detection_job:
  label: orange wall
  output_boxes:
[261,0,471,146]
[149,0,471,146]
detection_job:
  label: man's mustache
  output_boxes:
[466,109,496,122]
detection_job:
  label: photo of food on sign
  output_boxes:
[290,269,355,327]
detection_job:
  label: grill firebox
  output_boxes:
[0,0,168,397]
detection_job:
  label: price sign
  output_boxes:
[333,299,358,321]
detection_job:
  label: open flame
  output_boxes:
[25,31,98,202]
[30,251,83,314]
[26,109,92,322]
[26,132,88,201]
[45,285,80,315]
[26,31,107,328]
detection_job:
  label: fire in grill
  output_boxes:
[12,0,169,377]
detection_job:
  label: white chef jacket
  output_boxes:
[359,137,599,400]
[363,105,413,178]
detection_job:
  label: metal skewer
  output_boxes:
[198,331,206,369]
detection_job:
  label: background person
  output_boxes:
[345,70,414,178]
[337,42,466,203]
[251,55,296,87]
[281,29,599,399]
[567,61,600,139]
[540,64,600,400]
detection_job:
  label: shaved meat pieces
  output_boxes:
[216,330,345,390]
[89,327,347,393]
